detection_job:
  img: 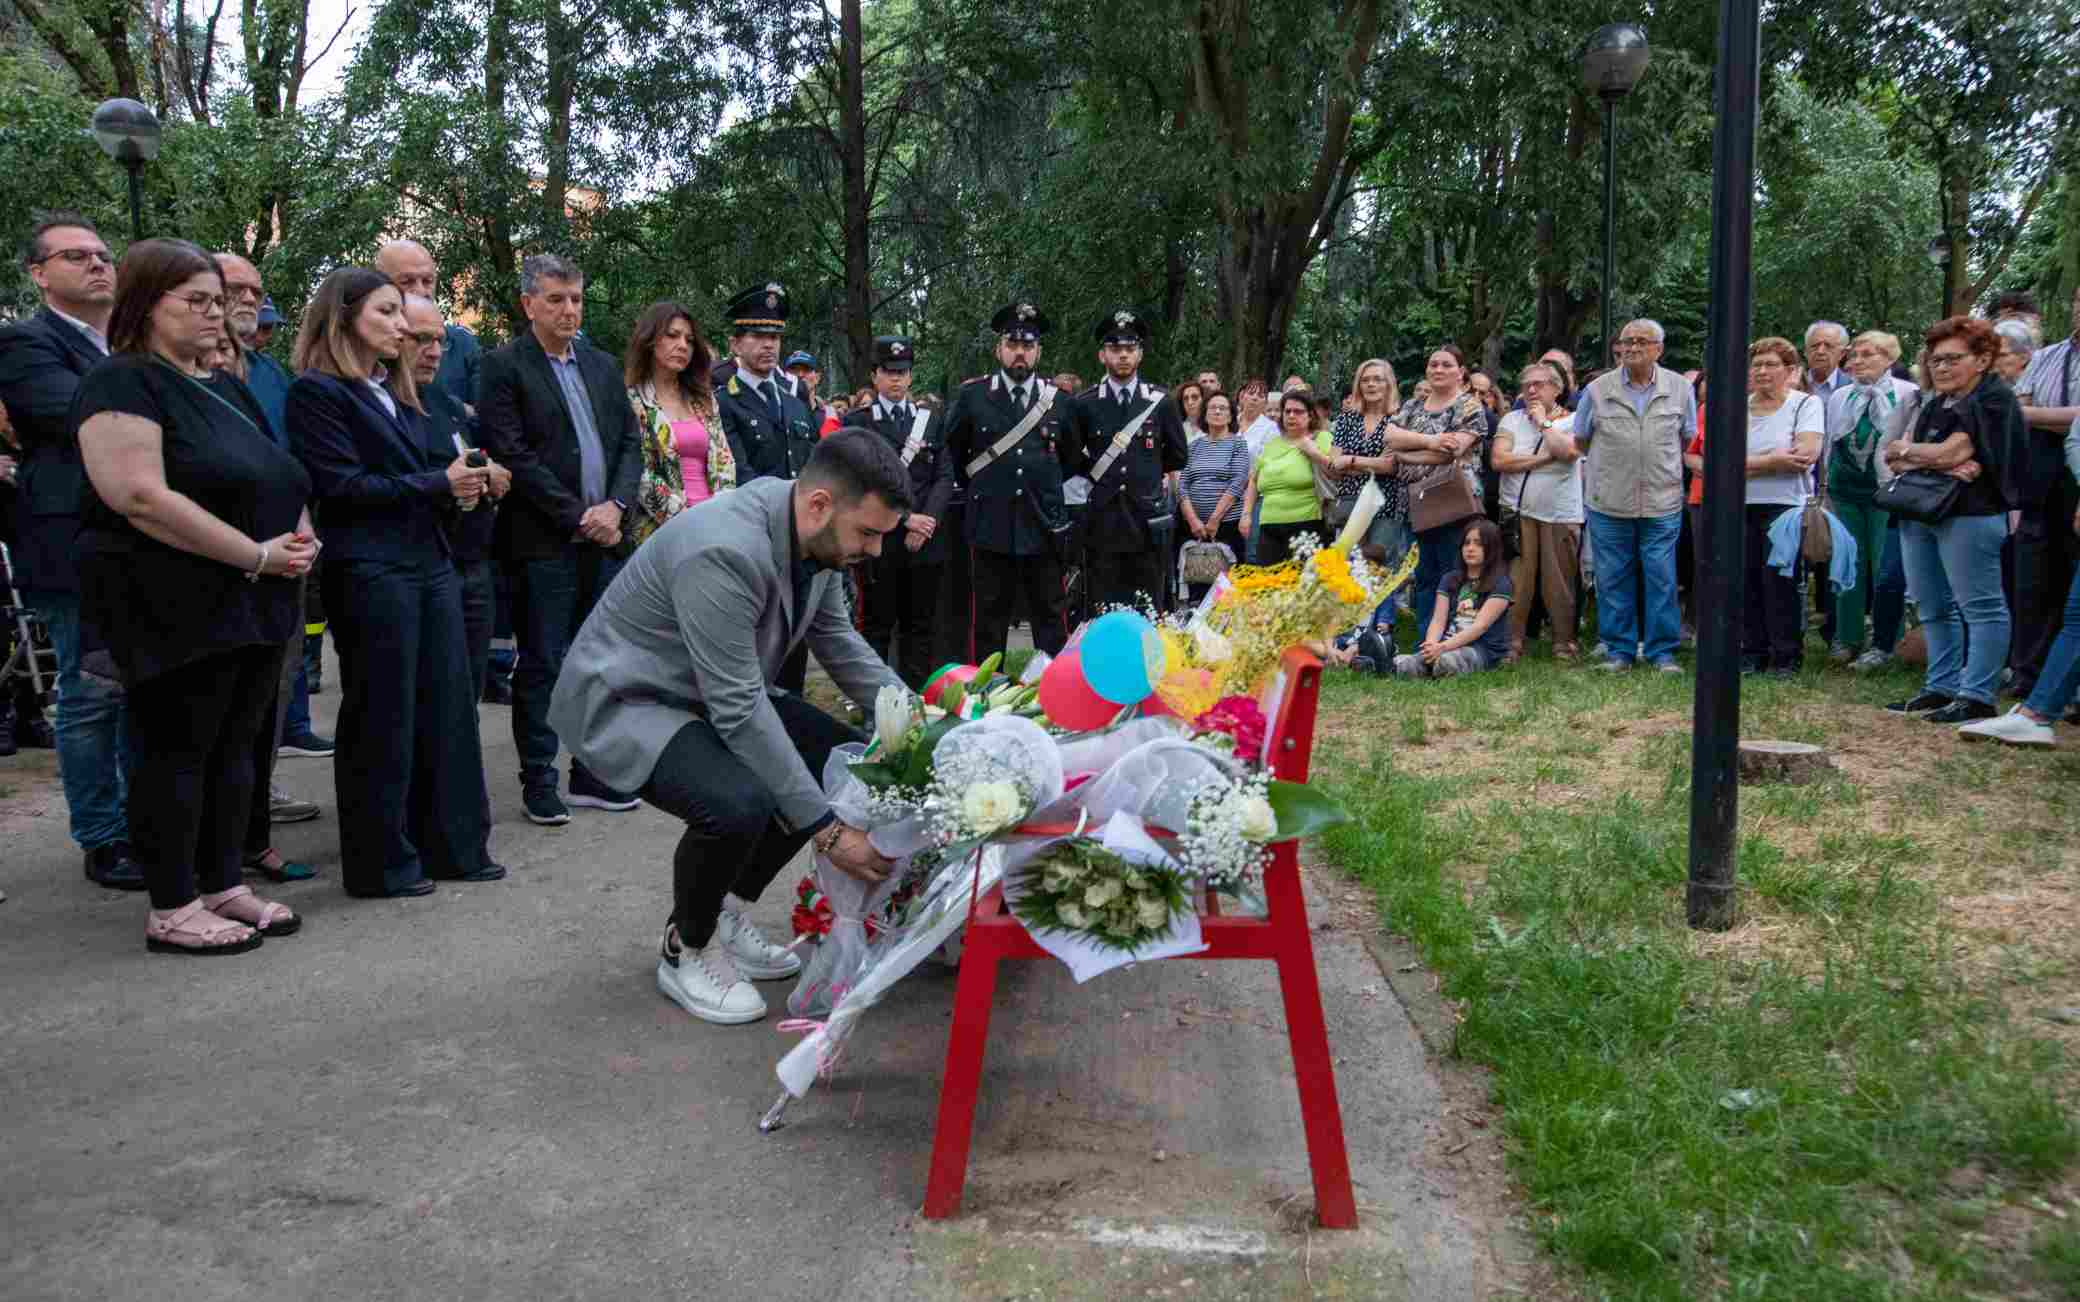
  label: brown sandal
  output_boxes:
[146,899,263,956]
[203,885,300,936]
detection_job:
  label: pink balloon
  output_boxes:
[1038,649,1118,731]
[922,663,978,707]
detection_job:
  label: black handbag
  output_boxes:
[1497,427,1546,560]
[1876,469,1962,525]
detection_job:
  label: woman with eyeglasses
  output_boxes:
[73,238,315,954]
[1882,316,2023,725]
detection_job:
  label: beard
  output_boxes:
[1001,360,1033,384]
[807,517,858,567]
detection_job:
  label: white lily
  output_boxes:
[874,684,914,754]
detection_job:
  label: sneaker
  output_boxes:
[1349,655,1378,674]
[1850,649,1893,672]
[1885,693,1953,716]
[656,925,766,1024]
[1828,644,1856,666]
[1650,659,1683,675]
[1925,698,1997,725]
[567,767,640,812]
[1595,657,1634,673]
[1958,707,2056,748]
[269,786,320,823]
[523,783,571,826]
[278,731,335,758]
[716,903,804,980]
[83,841,146,891]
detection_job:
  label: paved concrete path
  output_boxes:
[1,676,1501,1300]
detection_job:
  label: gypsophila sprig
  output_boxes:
[1010,838,1193,952]
[1177,769,1276,890]
[921,745,1037,845]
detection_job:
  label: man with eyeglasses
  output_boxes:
[374,240,481,415]
[0,213,140,887]
[1569,318,1696,673]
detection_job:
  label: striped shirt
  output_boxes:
[1181,432,1252,518]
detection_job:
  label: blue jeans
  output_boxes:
[1584,509,1683,664]
[2024,562,2080,719]
[1899,514,2010,705]
[1411,521,1463,633]
[22,589,132,850]
[508,547,624,784]
[1368,514,1414,625]
[1872,525,1907,654]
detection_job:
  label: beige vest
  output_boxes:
[1582,366,1688,519]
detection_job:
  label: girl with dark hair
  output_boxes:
[625,301,733,548]
[73,238,316,952]
[291,266,503,899]
[1392,516,1513,678]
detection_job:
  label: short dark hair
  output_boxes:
[1990,289,2040,318]
[107,238,220,355]
[21,211,100,270]
[802,427,912,512]
[1924,315,2000,366]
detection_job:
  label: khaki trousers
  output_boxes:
[1507,517,1581,655]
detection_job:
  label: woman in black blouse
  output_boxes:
[74,239,314,954]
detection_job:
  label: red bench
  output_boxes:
[922,647,1358,1227]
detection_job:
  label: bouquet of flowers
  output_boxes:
[1002,811,1207,982]
[1186,532,1413,694]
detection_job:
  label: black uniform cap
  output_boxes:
[990,301,1050,342]
[872,335,915,372]
[726,281,789,333]
[1095,308,1150,346]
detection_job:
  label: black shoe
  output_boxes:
[567,767,640,812]
[482,675,513,705]
[523,783,571,826]
[345,879,437,899]
[430,862,508,883]
[1885,692,1954,716]
[1350,655,1377,674]
[1925,698,1997,725]
[84,842,147,891]
[15,711,54,749]
[2066,703,2080,727]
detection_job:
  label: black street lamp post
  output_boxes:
[1925,233,1955,320]
[90,98,162,242]
[1688,0,1763,931]
[1581,24,1651,367]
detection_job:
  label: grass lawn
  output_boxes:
[1312,640,2080,1300]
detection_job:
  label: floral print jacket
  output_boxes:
[626,383,735,548]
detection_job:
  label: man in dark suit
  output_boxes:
[943,301,1074,663]
[714,282,818,692]
[0,213,139,889]
[1063,309,1188,612]
[479,253,643,826]
[842,335,952,684]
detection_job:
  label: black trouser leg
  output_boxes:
[1019,552,1068,655]
[1090,546,1161,611]
[860,554,903,670]
[241,617,299,857]
[129,645,278,910]
[1742,505,1805,669]
[639,695,864,947]
[2012,489,2080,695]
[458,557,495,702]
[900,563,944,685]
[969,547,1016,664]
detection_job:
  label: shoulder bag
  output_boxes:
[1400,395,1484,534]
[1791,397,1834,566]
[1497,422,1545,560]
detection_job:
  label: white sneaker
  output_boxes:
[656,926,766,1024]
[1850,649,1893,672]
[1958,707,2056,749]
[716,904,804,980]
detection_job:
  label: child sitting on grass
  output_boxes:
[1394,517,1513,679]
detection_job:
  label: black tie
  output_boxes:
[1015,387,1028,413]
[1117,386,1129,407]
[761,379,782,428]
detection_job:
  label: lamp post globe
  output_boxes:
[90,98,161,241]
[1925,233,1954,316]
[1581,24,1651,366]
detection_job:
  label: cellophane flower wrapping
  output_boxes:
[786,743,940,1018]
[1002,811,1207,982]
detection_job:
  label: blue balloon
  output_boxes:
[1080,610,1162,704]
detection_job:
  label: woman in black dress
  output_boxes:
[74,239,315,954]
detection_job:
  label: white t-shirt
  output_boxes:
[1241,414,1279,460]
[1745,393,1826,507]
[1496,410,1583,524]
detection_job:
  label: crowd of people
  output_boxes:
[2,208,2078,982]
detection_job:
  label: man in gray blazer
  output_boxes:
[551,429,911,1024]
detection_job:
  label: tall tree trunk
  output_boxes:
[484,0,521,327]
[542,0,576,238]
[838,0,873,382]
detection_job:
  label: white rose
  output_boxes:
[1058,901,1089,928]
[961,780,1022,834]
[1084,878,1122,909]
[1134,894,1169,931]
[874,684,913,754]
[1238,796,1277,843]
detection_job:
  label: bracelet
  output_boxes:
[245,543,269,583]
[812,821,845,856]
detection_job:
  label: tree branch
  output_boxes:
[11,0,112,98]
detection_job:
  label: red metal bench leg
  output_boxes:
[1265,849,1358,1228]
[922,942,1001,1218]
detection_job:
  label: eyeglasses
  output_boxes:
[406,331,443,346]
[1925,351,1974,369]
[36,248,115,268]
[165,291,228,316]
[223,284,264,303]
[1615,336,1660,348]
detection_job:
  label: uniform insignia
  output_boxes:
[1016,303,1035,320]
[963,374,985,385]
[1114,310,1133,328]
[891,341,907,357]
[765,292,778,309]
[765,281,783,295]
[727,376,740,395]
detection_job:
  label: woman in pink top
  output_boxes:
[624,301,736,548]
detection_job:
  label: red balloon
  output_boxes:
[923,663,978,707]
[1038,649,1118,731]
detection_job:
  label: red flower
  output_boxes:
[1193,695,1268,761]
[791,893,835,941]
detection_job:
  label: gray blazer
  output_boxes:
[548,476,899,829]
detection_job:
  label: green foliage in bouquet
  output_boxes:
[1010,838,1195,953]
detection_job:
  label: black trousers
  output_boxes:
[242,601,304,858]
[2012,482,2080,695]
[130,644,278,910]
[639,694,863,948]
[325,555,492,895]
[861,552,944,687]
[1088,543,1164,613]
[969,545,1067,663]
[1258,519,1326,568]
[1742,505,1805,671]
[458,557,496,701]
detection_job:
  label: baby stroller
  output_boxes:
[1,540,57,740]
